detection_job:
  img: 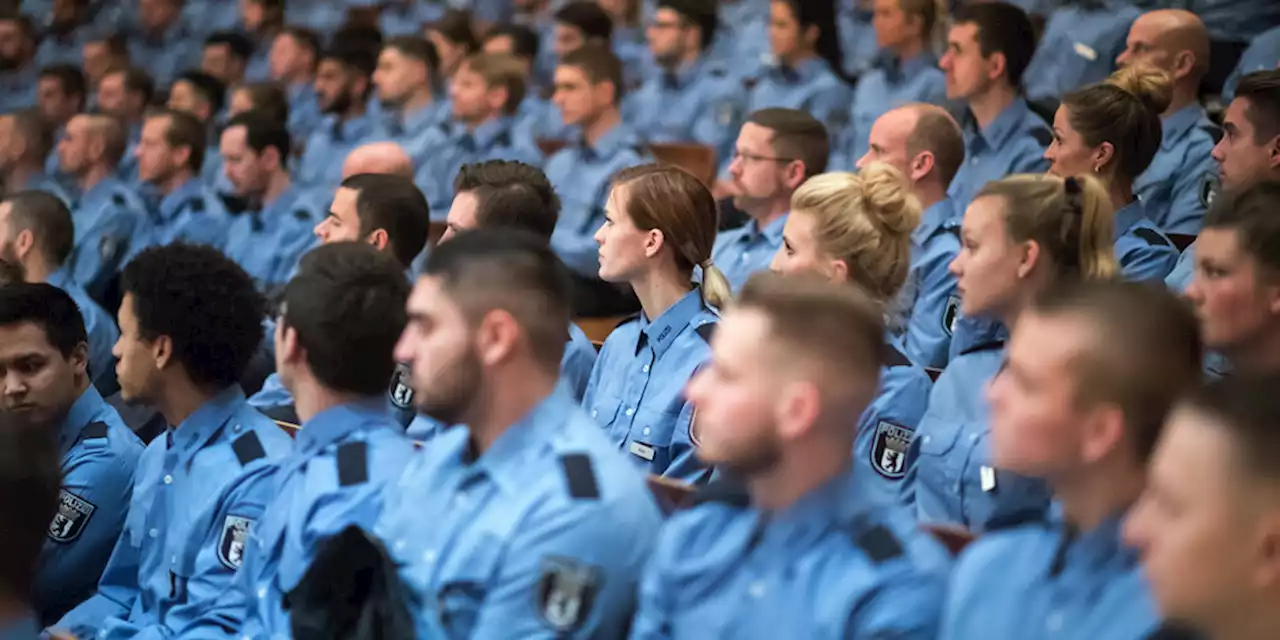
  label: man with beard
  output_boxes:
[0,191,118,393]
[295,41,378,193]
[133,108,228,248]
[0,283,142,624]
[371,36,450,168]
[376,229,662,638]
[0,12,38,112]
[0,109,71,202]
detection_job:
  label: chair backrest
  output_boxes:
[275,419,300,437]
[920,523,975,556]
[1169,233,1196,252]
[648,142,717,186]
[575,315,631,344]
[646,475,695,515]
[537,138,569,157]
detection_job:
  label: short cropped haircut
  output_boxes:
[560,44,625,103]
[146,108,206,172]
[0,412,60,600]
[232,82,288,126]
[429,9,480,54]
[39,64,87,105]
[281,243,410,395]
[460,52,526,114]
[82,113,129,165]
[904,104,964,187]
[88,32,130,60]
[951,2,1037,90]
[1180,374,1280,483]
[424,229,572,371]
[383,35,441,75]
[658,0,718,50]
[6,109,52,161]
[1202,180,1280,274]
[121,244,265,388]
[1235,70,1280,145]
[321,38,379,81]
[339,174,431,268]
[174,70,227,116]
[0,283,88,359]
[554,2,613,43]
[747,108,830,178]
[453,160,559,241]
[3,191,74,267]
[279,26,322,61]
[1031,279,1202,461]
[484,24,539,61]
[107,67,155,105]
[204,30,254,61]
[225,111,291,163]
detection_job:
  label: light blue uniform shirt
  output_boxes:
[899,198,961,370]
[838,53,947,169]
[546,124,649,277]
[66,177,151,300]
[36,385,143,623]
[143,178,231,249]
[376,389,664,639]
[373,100,452,168]
[838,7,881,80]
[295,112,377,194]
[1114,198,1179,284]
[705,0,770,82]
[583,289,716,483]
[46,268,119,394]
[512,94,572,144]
[1134,104,1220,236]
[290,0,347,36]
[414,116,544,215]
[624,57,745,171]
[128,21,202,88]
[379,1,446,37]
[853,339,934,509]
[948,99,1052,211]
[1224,25,1280,100]
[182,400,416,638]
[1164,240,1233,379]
[35,26,91,67]
[285,83,323,147]
[1024,1,1140,103]
[53,386,292,640]
[903,341,1053,532]
[942,508,1165,640]
[711,213,787,292]
[630,473,952,639]
[0,64,38,112]
[746,57,853,149]
[221,184,322,291]
[1187,0,1280,44]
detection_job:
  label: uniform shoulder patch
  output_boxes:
[694,322,716,343]
[1199,173,1220,209]
[82,421,109,439]
[852,520,904,563]
[217,514,253,569]
[48,489,96,543]
[870,421,914,480]
[232,431,266,466]
[559,453,600,500]
[336,440,369,487]
[1133,227,1172,247]
[536,557,600,633]
[1029,126,1053,147]
[388,364,415,411]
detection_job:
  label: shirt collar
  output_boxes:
[468,388,576,494]
[741,212,789,246]
[914,198,956,244]
[580,123,633,162]
[636,288,705,360]
[259,182,307,229]
[969,98,1034,150]
[402,100,442,134]
[60,385,108,456]
[1161,103,1209,151]
[158,178,204,221]
[1048,506,1136,577]
[295,398,390,455]
[877,51,937,83]
[761,469,856,547]
[168,385,247,466]
[665,56,707,91]
[1113,199,1146,236]
[80,176,121,208]
[465,116,513,151]
[776,56,827,84]
[329,112,375,143]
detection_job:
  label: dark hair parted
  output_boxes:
[1235,70,1280,145]
[453,160,559,241]
[338,173,431,268]
[950,2,1037,89]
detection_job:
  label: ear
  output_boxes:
[1094,141,1116,172]
[366,228,389,252]
[69,342,89,378]
[1267,134,1280,169]
[262,146,282,173]
[88,135,107,164]
[277,322,305,367]
[775,379,822,443]
[1016,239,1042,279]
[1079,402,1126,465]
[827,258,849,284]
[782,159,807,191]
[802,23,820,50]
[13,229,34,261]
[593,79,619,108]
[1171,50,1196,82]
[987,51,1008,84]
[475,308,519,367]
[173,145,192,172]
[909,150,935,183]
[1255,511,1280,590]
[153,334,173,371]
[644,227,665,260]
[487,85,509,114]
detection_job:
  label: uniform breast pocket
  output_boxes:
[915,415,969,494]
[588,395,625,444]
[434,534,504,640]
[624,405,682,473]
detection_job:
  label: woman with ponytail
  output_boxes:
[906,173,1119,533]
[770,163,935,508]
[1045,65,1181,283]
[584,164,729,483]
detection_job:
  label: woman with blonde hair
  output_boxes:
[907,172,1119,533]
[584,164,731,482]
[769,162,935,507]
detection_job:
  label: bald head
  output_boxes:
[1118,10,1210,90]
[857,103,962,189]
[341,141,413,180]
[80,114,128,165]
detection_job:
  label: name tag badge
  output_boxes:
[980,466,997,493]
[1073,42,1098,61]
[629,441,656,462]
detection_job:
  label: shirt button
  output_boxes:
[233,423,242,434]
[625,408,634,417]
[257,587,267,599]
[969,434,978,442]
[643,427,651,436]
[394,540,405,552]
[163,475,173,485]
[923,435,931,443]
[591,409,598,418]
[748,582,766,599]
[422,550,437,563]
[149,528,158,538]
[642,365,650,373]
[171,555,177,565]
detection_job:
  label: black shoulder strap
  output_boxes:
[851,517,904,563]
[614,313,640,330]
[559,453,600,500]
[1133,227,1173,248]
[82,421,109,440]
[883,345,911,368]
[694,322,716,344]
[232,431,267,466]
[337,441,369,487]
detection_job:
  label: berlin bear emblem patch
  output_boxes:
[943,295,961,336]
[536,557,599,632]
[871,421,914,479]
[48,490,96,543]
[217,515,253,570]
[388,364,414,410]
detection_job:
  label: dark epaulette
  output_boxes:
[185,196,205,214]
[707,63,728,79]
[1133,227,1173,248]
[694,322,716,344]
[336,440,369,487]
[292,208,312,222]
[1199,122,1223,145]
[689,478,751,508]
[82,421,109,440]
[883,344,911,368]
[850,516,904,563]
[494,130,512,148]
[1029,125,1053,148]
[232,431,267,466]
[260,404,300,426]
[559,453,600,500]
[959,339,1005,357]
[110,192,128,209]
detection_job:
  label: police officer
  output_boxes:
[57,114,150,303]
[1045,67,1180,283]
[0,410,62,638]
[707,0,770,81]
[1167,70,1280,292]
[631,273,950,638]
[378,229,663,638]
[166,70,228,193]
[371,36,451,169]
[0,110,71,203]
[95,67,152,186]
[415,52,544,214]
[340,141,414,180]
[128,0,201,89]
[1118,10,1220,236]
[133,108,229,249]
[225,83,289,129]
[545,45,649,316]
[0,284,142,624]
[858,104,964,370]
[482,24,569,144]
[50,244,292,639]
[0,191,118,394]
[200,31,252,90]
[1125,374,1280,639]
[905,174,1118,532]
[626,0,743,171]
[237,0,283,82]
[769,165,934,508]
[35,0,95,68]
[714,108,827,291]
[942,279,1200,639]
[218,112,319,292]
[1022,0,1140,105]
[838,0,879,80]
[585,164,727,481]
[746,0,851,156]
[35,64,85,194]
[267,27,323,146]
[941,3,1051,211]
[837,0,947,170]
[182,243,416,637]
[295,41,378,193]
[0,14,39,113]
[1224,25,1280,101]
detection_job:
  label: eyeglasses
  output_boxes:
[731,150,796,165]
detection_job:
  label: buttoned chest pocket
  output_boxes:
[963,431,1051,532]
[432,532,505,639]
[588,395,625,443]
[915,417,985,521]
[622,402,685,474]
